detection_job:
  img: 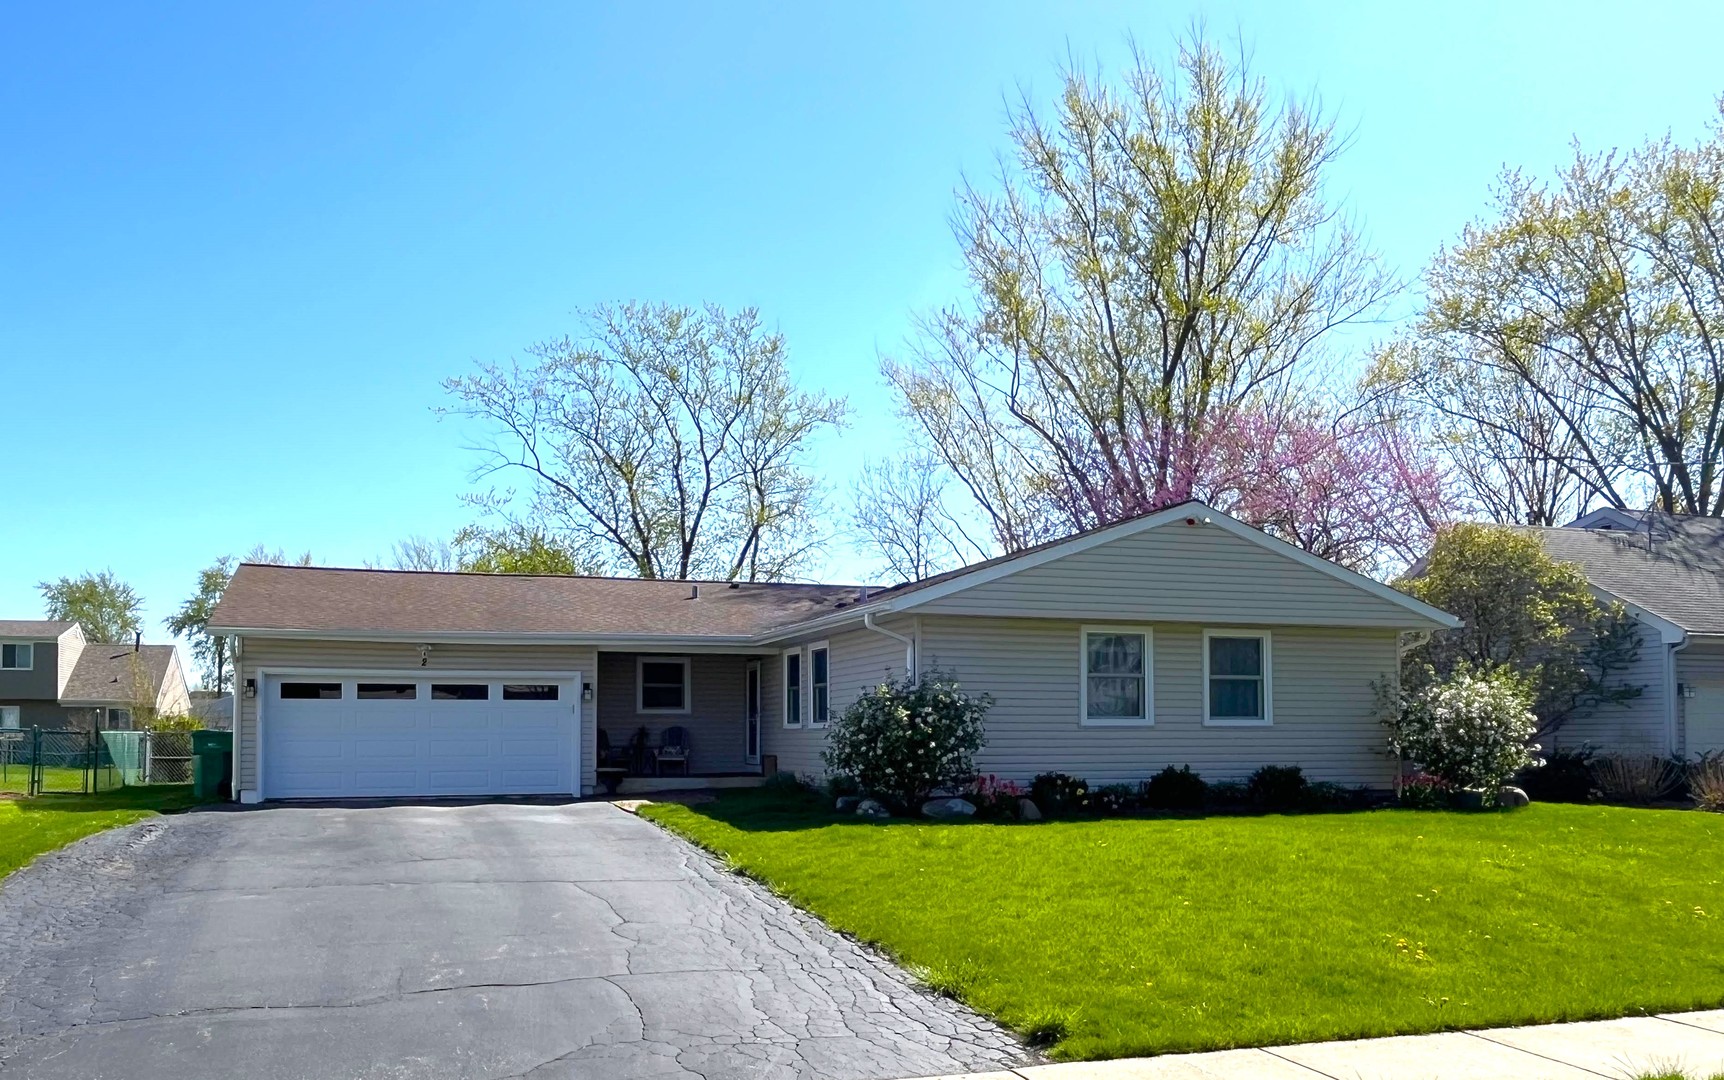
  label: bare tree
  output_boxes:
[1389,104,1724,519]
[370,536,459,571]
[886,33,1398,552]
[443,303,847,581]
[851,454,991,582]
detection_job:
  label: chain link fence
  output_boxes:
[0,728,193,795]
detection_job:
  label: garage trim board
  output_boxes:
[256,668,582,800]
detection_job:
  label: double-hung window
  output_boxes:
[1204,630,1271,726]
[0,643,32,670]
[782,649,803,728]
[637,657,691,713]
[1080,625,1153,726]
[808,642,830,728]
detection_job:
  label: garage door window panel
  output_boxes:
[432,684,490,701]
[503,684,559,701]
[357,683,417,700]
[280,682,343,700]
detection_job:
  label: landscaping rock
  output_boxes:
[1496,785,1531,808]
[835,795,862,813]
[1017,798,1043,821]
[855,798,891,819]
[922,797,977,821]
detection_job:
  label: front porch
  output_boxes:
[594,650,773,794]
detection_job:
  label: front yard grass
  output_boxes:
[641,790,1724,1060]
[0,786,206,879]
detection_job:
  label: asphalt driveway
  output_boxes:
[0,800,1030,1080]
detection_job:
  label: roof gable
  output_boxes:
[887,504,1458,629]
[61,644,176,705]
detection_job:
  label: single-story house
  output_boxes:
[1527,508,1724,758]
[206,502,1458,803]
[0,621,192,731]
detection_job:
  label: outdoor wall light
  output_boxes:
[582,682,594,703]
[243,678,256,699]
[1681,683,1697,699]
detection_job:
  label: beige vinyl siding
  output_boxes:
[235,637,598,796]
[1552,613,1671,755]
[1678,641,1724,755]
[596,652,764,773]
[156,653,192,715]
[919,616,1400,786]
[56,626,86,698]
[912,522,1431,628]
[763,620,913,779]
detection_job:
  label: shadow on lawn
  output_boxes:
[666,786,1448,834]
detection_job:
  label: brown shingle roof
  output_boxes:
[0,620,74,638]
[62,644,176,704]
[207,564,866,639]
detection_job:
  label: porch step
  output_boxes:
[615,775,767,794]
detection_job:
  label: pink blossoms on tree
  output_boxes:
[1053,405,1454,577]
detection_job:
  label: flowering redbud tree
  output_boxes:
[822,671,990,811]
[1053,403,1454,578]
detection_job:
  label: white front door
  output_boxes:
[744,661,762,766]
[1689,683,1724,755]
[261,675,580,799]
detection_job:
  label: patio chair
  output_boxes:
[597,729,630,770]
[655,726,690,777]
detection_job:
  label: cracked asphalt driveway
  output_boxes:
[0,801,1032,1080]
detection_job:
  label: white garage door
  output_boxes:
[261,674,580,799]
[1690,683,1724,756]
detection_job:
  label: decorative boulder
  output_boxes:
[835,795,862,813]
[1496,785,1531,808]
[921,797,977,821]
[1017,798,1043,821]
[855,798,891,819]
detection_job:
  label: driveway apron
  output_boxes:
[0,801,1031,1080]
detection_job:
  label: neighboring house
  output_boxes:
[0,620,192,732]
[1525,508,1724,759]
[189,689,234,730]
[207,501,1457,803]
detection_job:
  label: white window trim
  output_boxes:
[1202,628,1273,727]
[808,640,831,728]
[0,641,34,671]
[635,655,692,714]
[1079,624,1155,727]
[782,647,804,728]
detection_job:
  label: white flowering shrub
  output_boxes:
[1385,666,1542,795]
[822,671,990,810]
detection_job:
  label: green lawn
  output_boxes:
[0,786,206,879]
[0,764,123,796]
[641,790,1724,1060]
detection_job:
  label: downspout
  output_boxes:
[862,612,915,677]
[1670,633,1691,758]
[229,635,244,803]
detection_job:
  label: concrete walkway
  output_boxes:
[908,1011,1724,1080]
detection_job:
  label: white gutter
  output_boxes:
[862,611,915,676]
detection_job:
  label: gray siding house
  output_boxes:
[1528,509,1724,758]
[0,620,192,731]
[208,502,1457,803]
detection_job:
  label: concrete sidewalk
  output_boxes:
[909,1011,1724,1080]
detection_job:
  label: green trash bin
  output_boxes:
[192,730,233,800]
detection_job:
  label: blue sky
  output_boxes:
[3,1,1721,681]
